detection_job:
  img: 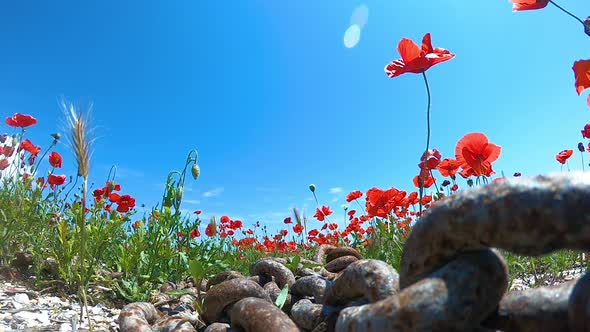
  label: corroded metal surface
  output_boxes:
[336,250,507,331]
[249,258,296,289]
[401,172,590,288]
[229,297,299,332]
[325,259,399,306]
[202,278,271,324]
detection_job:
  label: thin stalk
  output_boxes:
[549,1,585,26]
[419,72,432,215]
[31,139,57,175]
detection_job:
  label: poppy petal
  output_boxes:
[573,59,590,96]
[384,59,409,78]
[397,38,422,63]
[421,33,433,54]
[482,143,502,163]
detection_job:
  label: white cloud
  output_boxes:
[203,187,224,198]
[183,199,201,205]
[329,187,343,194]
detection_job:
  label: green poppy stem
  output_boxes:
[419,72,432,215]
[549,1,585,26]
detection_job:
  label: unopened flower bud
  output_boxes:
[579,142,585,153]
[309,184,316,192]
[467,179,474,187]
[51,133,61,141]
[441,180,450,187]
[584,16,590,37]
[191,163,200,180]
[341,204,348,210]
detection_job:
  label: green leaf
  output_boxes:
[166,289,189,296]
[275,284,289,309]
[189,259,205,280]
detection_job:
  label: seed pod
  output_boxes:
[191,163,200,180]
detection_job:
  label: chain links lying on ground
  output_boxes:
[118,172,590,332]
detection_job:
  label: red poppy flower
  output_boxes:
[436,158,460,178]
[93,188,105,201]
[308,229,319,237]
[365,187,406,218]
[313,206,333,221]
[413,174,435,189]
[582,124,590,139]
[194,210,202,215]
[230,220,243,230]
[451,184,459,191]
[132,221,140,229]
[47,174,66,190]
[510,0,549,11]
[116,194,136,213]
[109,193,121,203]
[347,210,356,220]
[48,151,62,168]
[384,33,454,78]
[455,133,501,177]
[190,228,200,239]
[5,113,37,128]
[293,224,304,234]
[205,223,216,237]
[177,231,183,237]
[345,190,363,202]
[556,149,574,164]
[19,139,41,156]
[0,159,8,170]
[284,217,292,224]
[1,146,14,157]
[514,172,522,177]
[418,149,441,170]
[105,181,121,193]
[220,215,231,224]
[573,60,590,99]
[279,229,288,237]
[36,176,46,189]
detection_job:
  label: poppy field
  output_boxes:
[0,0,590,309]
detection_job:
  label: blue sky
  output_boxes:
[0,1,588,232]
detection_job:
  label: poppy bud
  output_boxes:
[341,204,348,210]
[467,179,473,187]
[177,187,183,202]
[309,184,316,192]
[441,180,450,187]
[579,142,585,153]
[514,172,521,177]
[0,134,6,143]
[585,16,590,37]
[51,133,61,141]
[191,163,200,180]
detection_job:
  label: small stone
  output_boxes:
[13,293,29,304]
